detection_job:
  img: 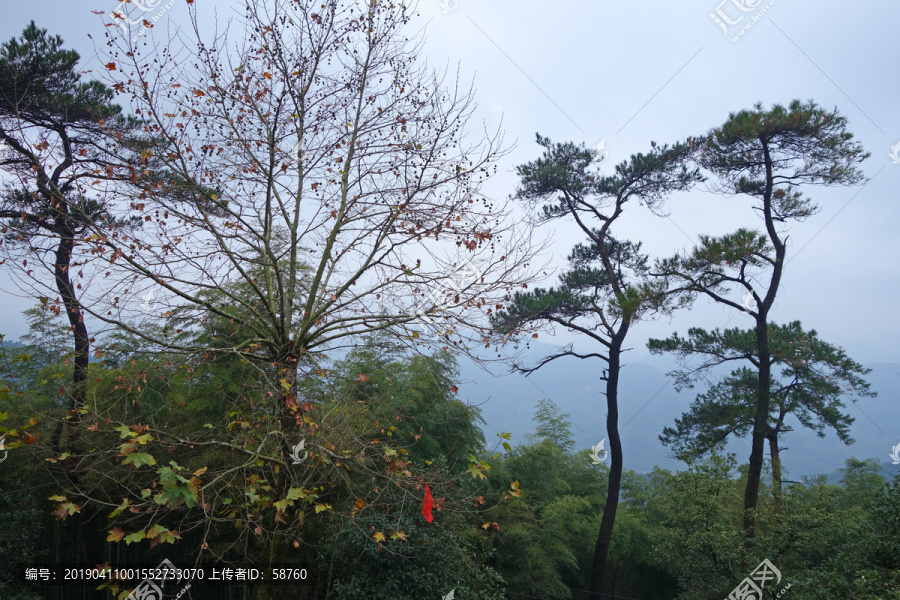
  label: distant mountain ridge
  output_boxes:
[458,341,900,479]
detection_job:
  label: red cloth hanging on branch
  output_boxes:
[421,482,434,522]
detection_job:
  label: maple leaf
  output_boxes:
[107,528,125,543]
[124,530,146,545]
[373,531,386,543]
[105,62,116,70]
[88,422,98,432]
[510,480,522,498]
[357,374,369,382]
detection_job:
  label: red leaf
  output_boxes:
[421,483,433,523]
[105,62,116,71]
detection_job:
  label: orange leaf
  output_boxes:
[105,62,116,70]
[357,374,369,382]
[107,528,124,542]
[22,432,39,444]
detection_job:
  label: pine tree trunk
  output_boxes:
[744,316,771,540]
[49,223,88,471]
[767,430,783,516]
[589,338,624,595]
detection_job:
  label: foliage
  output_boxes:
[651,321,875,462]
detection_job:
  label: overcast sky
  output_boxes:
[1,0,898,368]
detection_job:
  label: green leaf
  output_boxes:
[124,530,146,545]
[109,499,131,519]
[133,433,154,445]
[286,487,310,501]
[115,425,136,439]
[123,453,156,468]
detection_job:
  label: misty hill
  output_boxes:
[458,341,900,480]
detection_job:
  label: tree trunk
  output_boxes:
[49,223,88,480]
[767,430,783,517]
[589,338,624,595]
[743,319,771,539]
[253,350,299,600]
